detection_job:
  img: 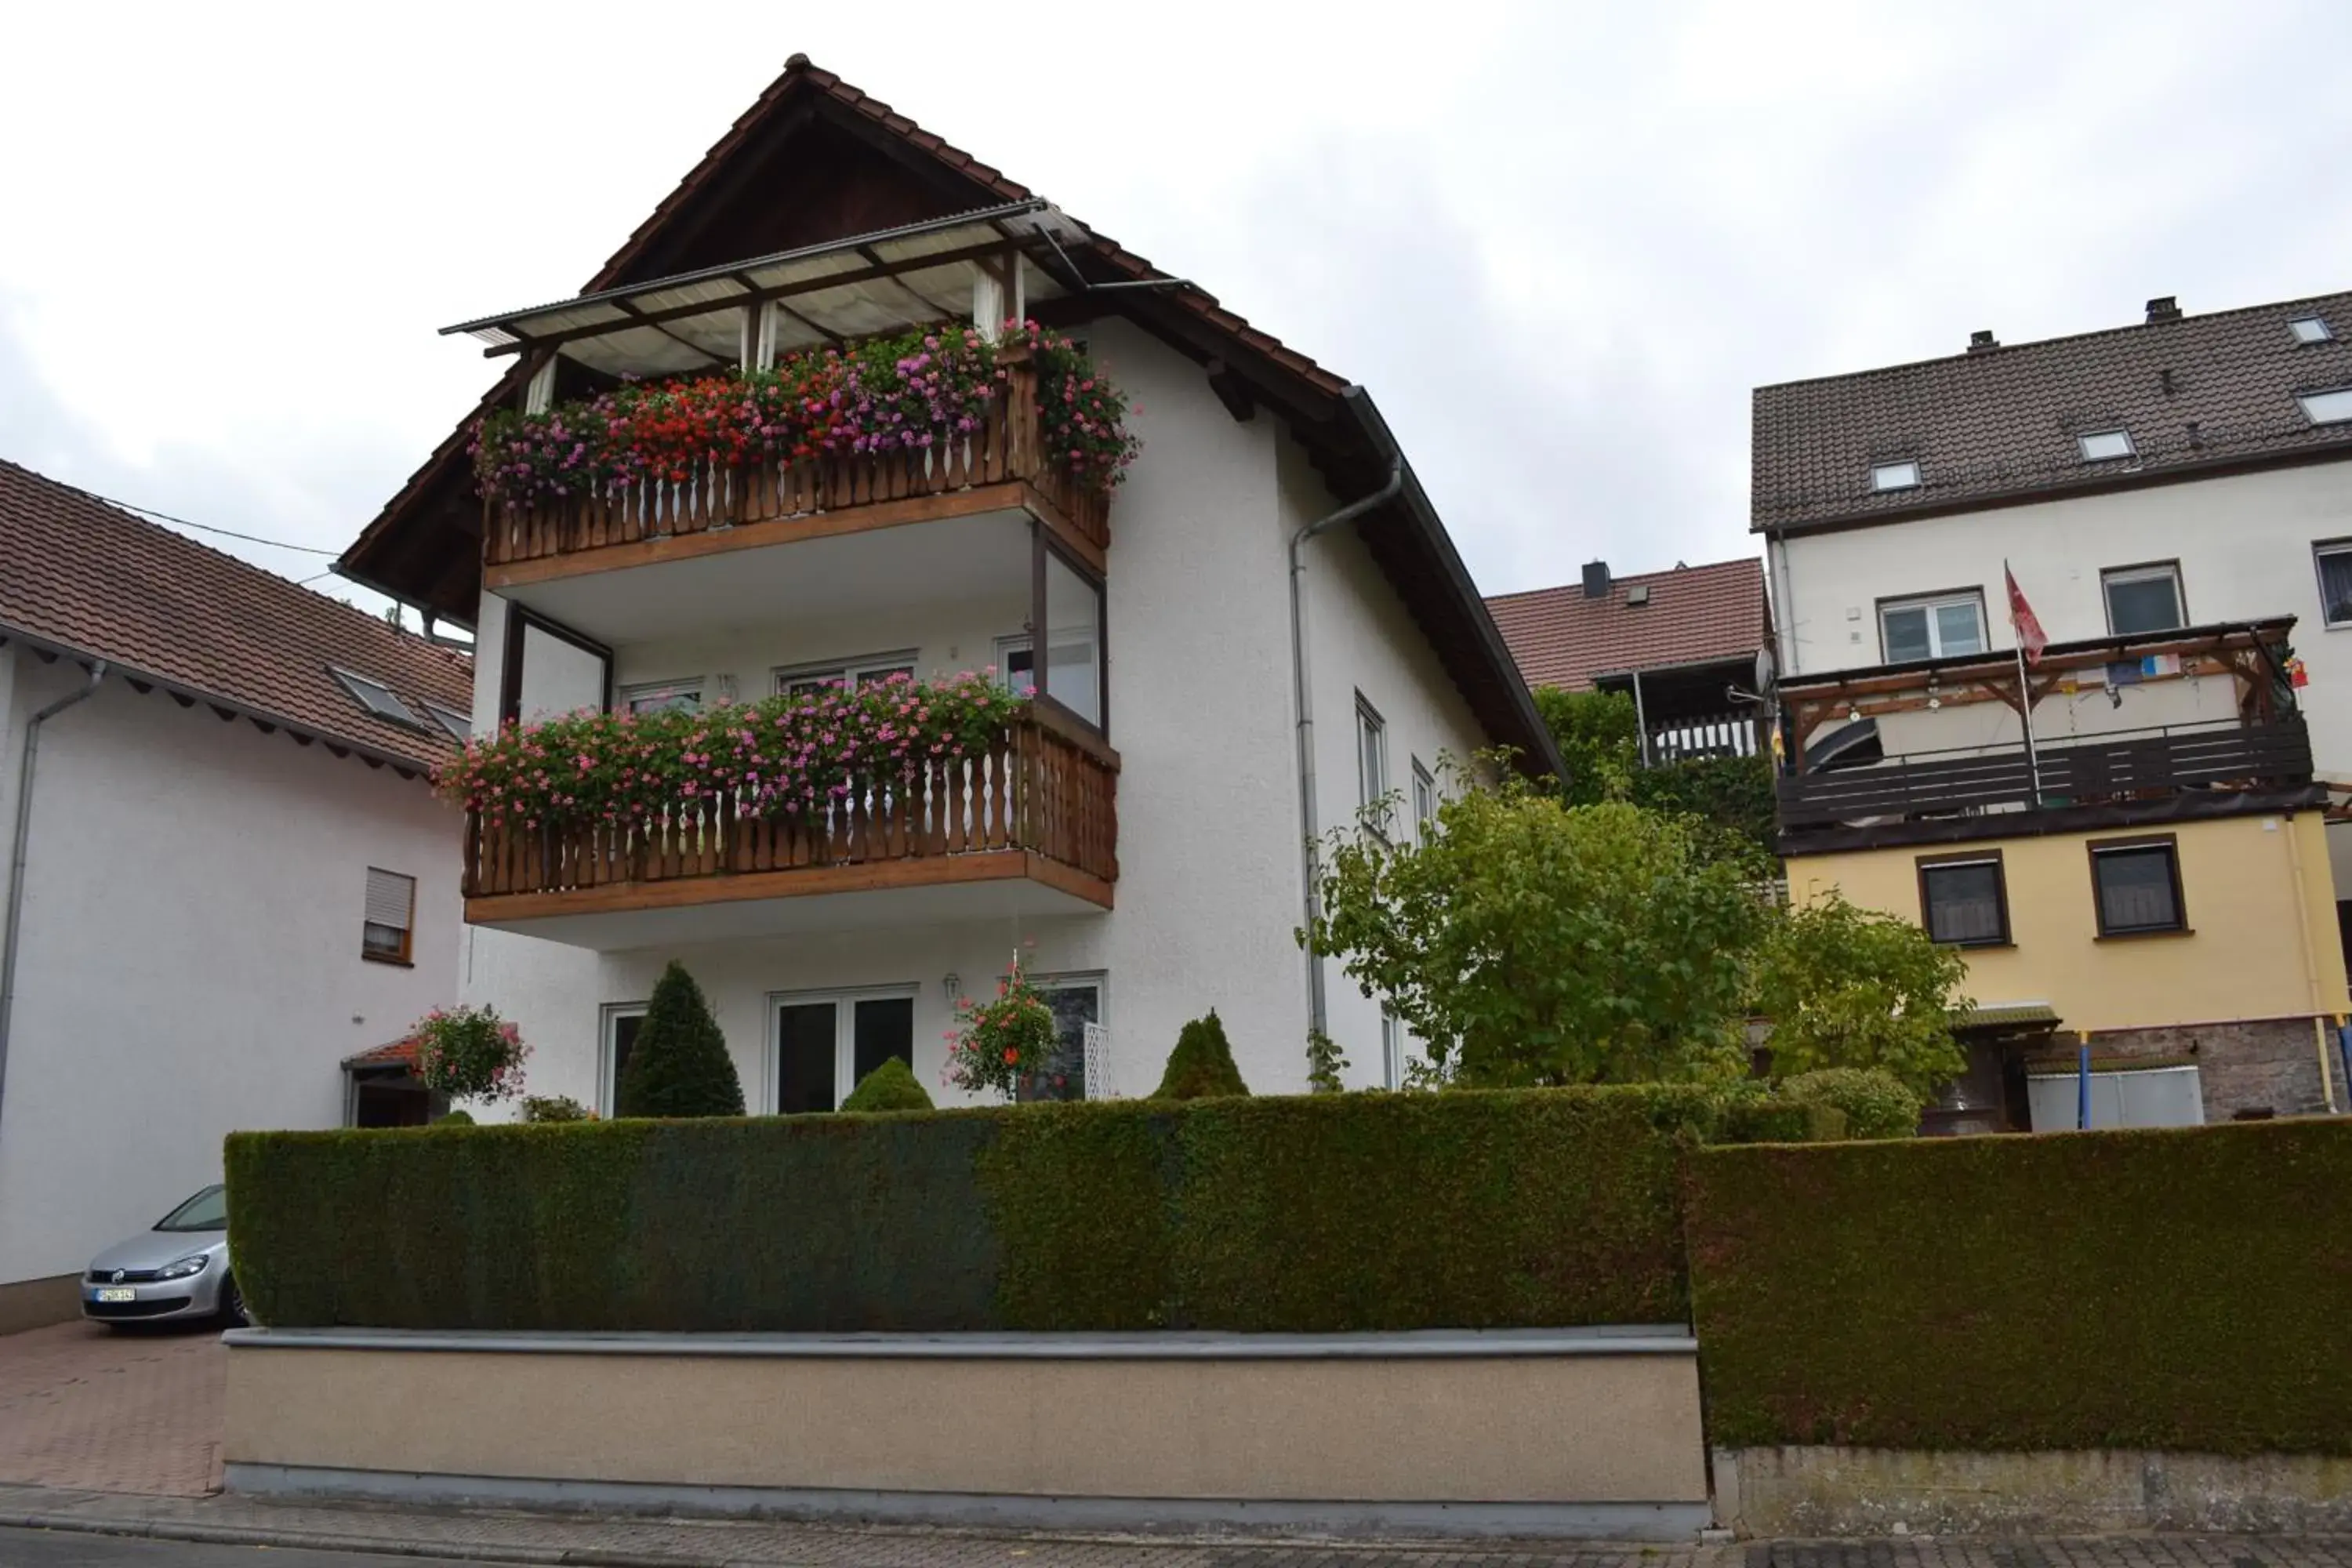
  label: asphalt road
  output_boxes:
[0,1528,487,1566]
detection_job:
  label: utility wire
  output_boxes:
[96,492,341,556]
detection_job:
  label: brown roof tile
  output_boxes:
[1753,291,2352,533]
[1486,557,1768,691]
[0,459,473,772]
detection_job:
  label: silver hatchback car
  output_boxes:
[82,1184,244,1327]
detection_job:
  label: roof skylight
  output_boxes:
[2289,317,2334,345]
[1871,460,1922,492]
[2077,429,2136,463]
[331,667,425,728]
[424,702,474,742]
[2299,388,2352,426]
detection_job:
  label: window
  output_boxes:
[601,1004,647,1114]
[619,679,702,716]
[1878,592,1986,662]
[2078,429,2136,463]
[2314,543,2352,629]
[2089,837,2187,937]
[776,653,918,698]
[361,868,414,963]
[332,667,425,728]
[423,702,473,742]
[1356,696,1388,826]
[2299,388,2352,426]
[1871,460,1922,492]
[1381,1010,1405,1091]
[1040,548,1106,728]
[2290,316,2335,345]
[1410,760,1437,843]
[1916,852,2009,947]
[774,988,916,1114]
[1018,975,1105,1104]
[2101,562,2185,635]
[995,634,1036,696]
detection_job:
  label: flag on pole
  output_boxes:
[2005,563,2049,666]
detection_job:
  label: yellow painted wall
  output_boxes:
[1788,811,2350,1033]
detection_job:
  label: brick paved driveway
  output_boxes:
[0,1321,223,1496]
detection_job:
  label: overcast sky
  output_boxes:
[3,0,2347,620]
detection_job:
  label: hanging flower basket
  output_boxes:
[943,961,1061,1101]
[408,1006,530,1103]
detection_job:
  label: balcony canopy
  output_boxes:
[441,200,1087,379]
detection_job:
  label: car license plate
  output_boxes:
[94,1288,136,1303]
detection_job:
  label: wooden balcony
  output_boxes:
[462,710,1116,948]
[481,352,1109,592]
[1778,717,2315,844]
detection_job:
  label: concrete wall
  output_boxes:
[458,322,1501,1104]
[223,1329,1708,1537]
[0,656,461,1287]
[1716,1444,2352,1537]
[1788,810,2347,1041]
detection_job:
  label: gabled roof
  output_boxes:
[0,459,472,774]
[1753,290,2352,535]
[335,55,1559,775]
[1485,557,1768,691]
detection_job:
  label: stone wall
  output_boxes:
[2043,1016,2339,1120]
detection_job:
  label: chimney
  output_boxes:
[1968,329,1999,354]
[2146,296,2181,324]
[1581,560,1611,600]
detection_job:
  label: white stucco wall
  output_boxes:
[0,657,462,1285]
[1771,460,2352,771]
[458,321,1507,1105]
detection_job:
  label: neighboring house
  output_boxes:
[1486,557,1773,760]
[333,56,1559,1110]
[0,460,470,1330]
[1754,292,2352,1127]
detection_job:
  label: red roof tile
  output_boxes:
[342,1038,418,1069]
[1485,558,1769,691]
[0,459,474,772]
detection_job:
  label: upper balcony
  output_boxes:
[445,202,1123,607]
[1776,619,2318,853]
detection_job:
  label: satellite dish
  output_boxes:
[1754,645,1778,699]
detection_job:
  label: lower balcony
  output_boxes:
[462,711,1115,949]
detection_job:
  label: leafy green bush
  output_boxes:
[1778,1068,1919,1139]
[615,961,743,1118]
[840,1057,935,1113]
[430,1109,474,1127]
[1715,1094,1844,1145]
[1747,895,1970,1098]
[227,1084,1827,1335]
[1687,1120,2352,1454]
[1154,1011,1249,1099]
[1305,1029,1348,1094]
[521,1094,592,1123]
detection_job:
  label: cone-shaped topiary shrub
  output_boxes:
[1153,1010,1250,1099]
[840,1055,936,1113]
[615,960,744,1118]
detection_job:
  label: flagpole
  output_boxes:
[2007,559,2043,804]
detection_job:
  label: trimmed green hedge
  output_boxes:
[1688,1120,2352,1454]
[228,1083,1827,1334]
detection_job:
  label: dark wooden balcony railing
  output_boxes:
[482,352,1109,571]
[1777,717,2314,831]
[463,713,1116,905]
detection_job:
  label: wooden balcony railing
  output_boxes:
[463,713,1116,906]
[482,351,1110,571]
[1777,717,2314,832]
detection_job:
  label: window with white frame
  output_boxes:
[1356,695,1388,828]
[2077,429,2136,463]
[776,653,919,698]
[1870,459,1922,492]
[601,1003,648,1114]
[361,868,415,963]
[2315,542,2352,629]
[994,633,1036,696]
[1410,760,1436,843]
[2300,388,2352,426]
[1381,1009,1405,1090]
[774,987,917,1114]
[2101,563,2185,635]
[619,678,704,716]
[1878,591,1987,662]
[1018,974,1105,1104]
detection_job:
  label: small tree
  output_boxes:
[1747,895,1970,1099]
[1531,686,1639,807]
[1306,778,1765,1089]
[1155,1011,1250,1099]
[1305,1029,1348,1094]
[840,1056,935,1112]
[1778,1068,1922,1140]
[615,961,744,1118]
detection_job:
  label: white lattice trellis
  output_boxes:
[1082,1021,1115,1100]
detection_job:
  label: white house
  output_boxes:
[1759,292,2352,932]
[335,56,1560,1115]
[0,459,470,1330]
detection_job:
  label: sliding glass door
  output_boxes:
[774,990,916,1113]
